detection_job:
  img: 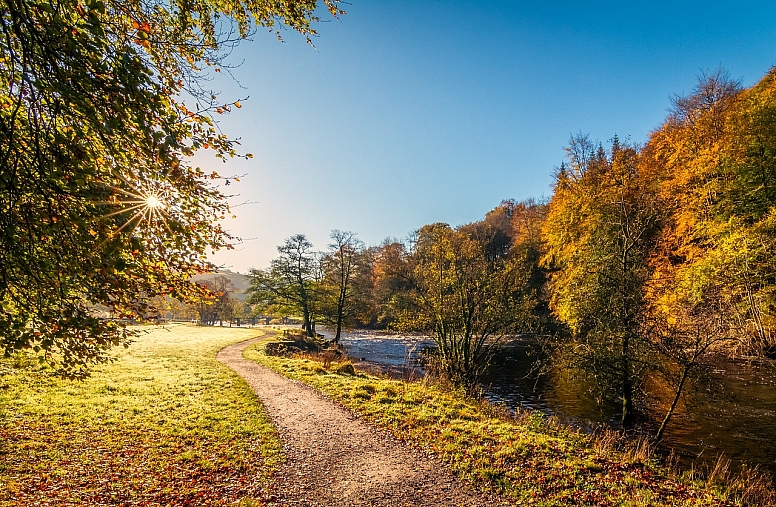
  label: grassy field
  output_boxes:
[245,335,771,507]
[0,324,278,507]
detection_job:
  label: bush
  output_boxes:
[335,362,356,375]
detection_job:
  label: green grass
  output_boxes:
[245,335,750,507]
[0,324,279,507]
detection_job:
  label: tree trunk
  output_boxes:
[621,332,634,427]
[621,377,634,427]
[654,362,692,444]
[302,304,314,337]
[334,296,344,343]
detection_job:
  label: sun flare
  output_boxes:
[92,178,177,250]
[145,194,163,209]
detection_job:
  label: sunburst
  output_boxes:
[145,194,163,209]
[93,178,175,249]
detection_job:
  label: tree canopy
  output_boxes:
[319,230,365,343]
[539,69,776,430]
[543,135,663,426]
[247,234,321,336]
[0,0,342,375]
[396,221,539,387]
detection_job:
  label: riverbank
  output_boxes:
[244,335,774,507]
[0,325,281,506]
[220,336,514,506]
[328,328,776,479]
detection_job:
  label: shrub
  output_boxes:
[335,362,356,375]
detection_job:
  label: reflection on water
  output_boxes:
[485,341,776,477]
[327,329,776,478]
[642,359,776,475]
[481,341,625,428]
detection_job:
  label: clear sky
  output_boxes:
[200,0,776,272]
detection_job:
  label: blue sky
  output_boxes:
[201,1,776,272]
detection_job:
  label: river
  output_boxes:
[326,329,776,479]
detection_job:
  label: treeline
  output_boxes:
[144,275,251,326]
[248,212,552,383]
[249,68,776,436]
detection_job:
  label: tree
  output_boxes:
[319,230,364,343]
[371,239,415,327]
[502,199,556,333]
[646,297,735,444]
[626,70,776,440]
[540,71,775,438]
[0,0,342,375]
[247,234,320,336]
[397,222,537,388]
[542,135,663,426]
[647,69,776,356]
[348,245,380,327]
[195,276,237,326]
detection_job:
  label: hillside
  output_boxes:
[193,270,251,301]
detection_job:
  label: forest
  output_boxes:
[246,68,776,439]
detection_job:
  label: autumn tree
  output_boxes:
[397,222,537,388]
[647,69,776,357]
[0,0,343,375]
[625,69,776,439]
[503,199,556,333]
[543,135,663,426]
[371,239,413,327]
[348,245,381,327]
[195,276,238,326]
[319,230,365,343]
[247,234,320,336]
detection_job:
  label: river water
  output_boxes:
[328,329,776,478]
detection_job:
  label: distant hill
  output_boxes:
[192,269,251,301]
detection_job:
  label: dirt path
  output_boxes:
[217,337,515,507]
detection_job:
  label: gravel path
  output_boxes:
[217,337,515,507]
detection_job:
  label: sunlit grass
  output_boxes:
[0,324,279,507]
[245,335,746,507]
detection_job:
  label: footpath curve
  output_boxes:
[217,337,514,507]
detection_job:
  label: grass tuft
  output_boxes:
[334,361,356,375]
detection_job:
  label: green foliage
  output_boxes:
[318,230,366,342]
[0,0,342,376]
[543,135,663,425]
[247,234,321,336]
[0,324,281,506]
